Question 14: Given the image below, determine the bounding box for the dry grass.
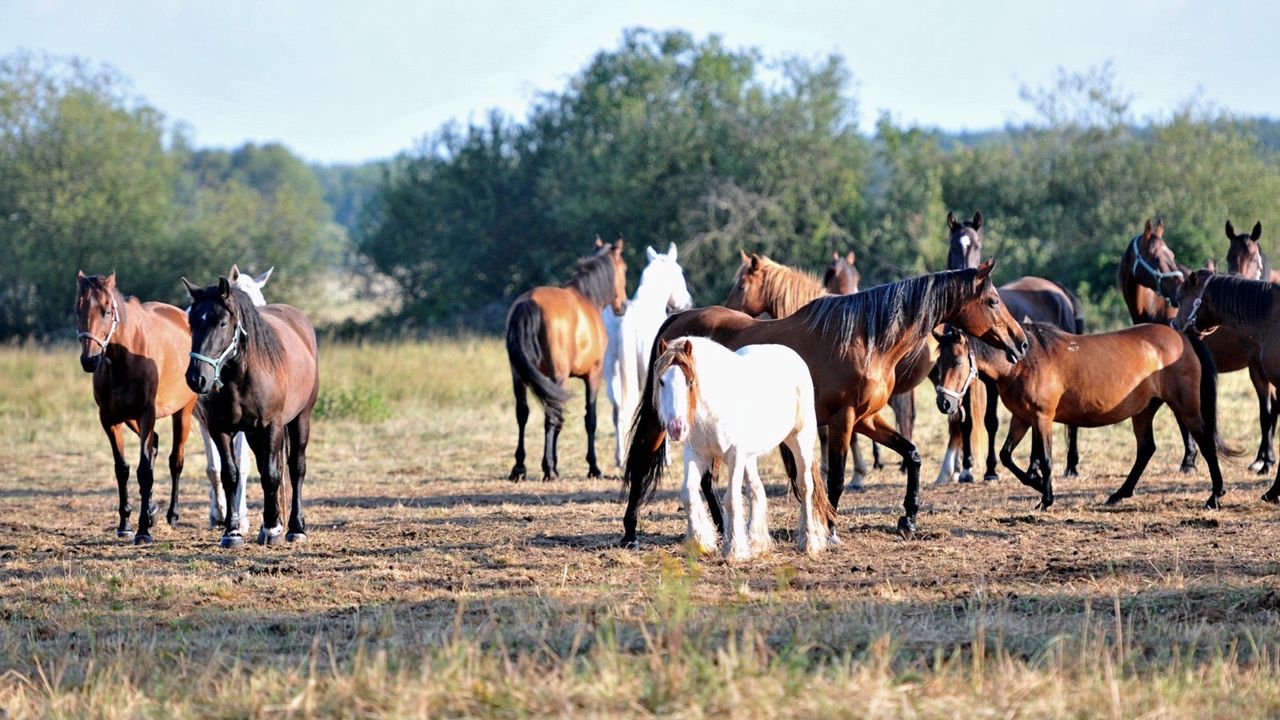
[3,338,1280,718]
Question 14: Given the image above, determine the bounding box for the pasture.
[3,338,1280,717]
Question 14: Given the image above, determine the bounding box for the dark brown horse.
[932,322,1229,510]
[622,262,1029,547]
[1119,219,1277,474]
[1224,220,1280,283]
[823,250,861,294]
[946,211,1084,481]
[184,277,319,549]
[75,272,198,544]
[506,238,627,482]
[1175,270,1280,502]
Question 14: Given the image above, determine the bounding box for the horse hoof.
[1262,492,1280,505]
[587,467,603,480]
[220,534,245,549]
[167,515,179,528]
[116,529,135,541]
[1179,462,1196,475]
[1104,492,1128,506]
[958,470,974,484]
[508,468,526,482]
[896,516,916,538]
[133,534,153,546]
[1037,497,1054,511]
[286,532,308,543]
[1204,496,1221,510]
[1063,468,1079,479]
[257,527,285,546]
[541,473,559,482]
[619,535,640,550]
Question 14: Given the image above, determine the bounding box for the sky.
[2,0,1277,165]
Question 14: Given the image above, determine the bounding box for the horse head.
[724,251,771,316]
[641,243,693,314]
[654,337,698,442]
[1225,220,1266,281]
[1130,218,1186,306]
[183,276,249,394]
[946,211,984,270]
[951,259,1029,364]
[74,271,121,372]
[823,250,860,294]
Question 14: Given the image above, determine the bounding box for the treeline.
[3,32,1279,339]
[362,30,1280,329]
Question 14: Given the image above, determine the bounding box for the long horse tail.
[622,315,685,506]
[506,299,568,425]
[1188,334,1242,458]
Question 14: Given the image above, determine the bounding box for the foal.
[654,336,834,560]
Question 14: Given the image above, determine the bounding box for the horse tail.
[1048,279,1086,334]
[506,299,568,425]
[808,456,837,527]
[1189,334,1242,458]
[622,316,684,506]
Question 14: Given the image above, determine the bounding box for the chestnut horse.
[932,323,1230,511]
[506,238,626,482]
[622,261,1029,547]
[1175,270,1280,502]
[75,272,197,544]
[184,278,319,549]
[946,211,1085,481]
[1120,219,1277,474]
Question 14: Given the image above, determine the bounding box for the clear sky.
[2,0,1276,164]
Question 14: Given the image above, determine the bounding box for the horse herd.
[71,215,1280,559]
[506,217,1280,561]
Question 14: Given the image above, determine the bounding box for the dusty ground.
[2,338,1280,717]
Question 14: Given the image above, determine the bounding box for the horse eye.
[658,378,666,387]
[986,298,999,307]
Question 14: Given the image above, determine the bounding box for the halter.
[76,298,120,353]
[189,321,247,391]
[1130,236,1184,290]
[935,343,979,410]
[1180,277,1212,334]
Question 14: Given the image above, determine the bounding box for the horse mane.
[800,269,973,358]
[751,257,827,317]
[1204,274,1277,324]
[226,288,287,371]
[564,249,617,307]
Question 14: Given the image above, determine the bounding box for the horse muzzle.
[666,418,689,442]
[185,365,212,395]
[80,353,101,373]
[1005,337,1030,364]
[935,392,958,416]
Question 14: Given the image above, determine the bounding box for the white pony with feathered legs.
[653,336,833,561]
[192,264,272,531]
[604,242,693,466]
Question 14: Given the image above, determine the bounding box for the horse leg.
[251,425,286,546]
[700,460,724,533]
[825,408,856,522]
[103,419,133,539]
[1031,418,1055,510]
[583,372,603,479]
[198,416,225,528]
[745,457,772,555]
[1175,415,1198,473]
[285,412,311,542]
[544,418,563,481]
[1105,402,1160,506]
[509,374,529,481]
[894,391,916,474]
[858,412,923,536]
[784,431,826,555]
[935,421,961,485]
[957,384,982,483]
[232,431,251,534]
[982,378,1000,481]
[850,434,868,488]
[213,430,244,548]
[133,412,159,545]
[1248,362,1274,475]
[681,449,717,554]
[166,403,193,527]
[998,417,1042,494]
[722,449,750,562]
[1064,425,1080,478]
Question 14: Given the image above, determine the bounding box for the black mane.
[564,249,617,307]
[193,286,285,371]
[1204,274,1277,324]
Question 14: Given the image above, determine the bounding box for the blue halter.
[189,322,246,390]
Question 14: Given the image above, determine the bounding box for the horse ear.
[228,264,241,283]
[749,253,761,271]
[105,272,116,288]
[667,242,677,261]
[181,277,200,298]
[613,236,625,253]
[255,267,274,286]
[1252,222,1262,241]
[77,270,86,286]
[846,250,856,264]
[646,246,658,262]
[1204,258,1217,273]
[1155,218,1165,238]
[972,211,983,231]
[832,251,840,262]
[932,327,946,343]
[218,277,231,298]
[594,235,604,249]
[975,258,996,283]
[657,338,669,355]
[1142,219,1153,241]
[739,248,749,262]
[1225,220,1236,239]
[946,211,958,231]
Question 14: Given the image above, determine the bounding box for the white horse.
[192,264,272,531]
[604,243,693,466]
[653,336,832,561]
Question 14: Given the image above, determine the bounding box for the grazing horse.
[945,210,1084,482]
[1175,270,1280,502]
[184,277,319,549]
[621,261,1030,547]
[75,272,197,544]
[194,264,273,532]
[654,336,835,560]
[932,323,1230,511]
[1120,219,1277,474]
[603,242,692,467]
[507,238,627,481]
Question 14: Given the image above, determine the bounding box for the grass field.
[3,338,1280,717]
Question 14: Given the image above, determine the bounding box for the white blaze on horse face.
[959,233,971,249]
[657,366,691,442]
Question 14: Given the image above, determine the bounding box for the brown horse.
[622,261,1029,547]
[1175,270,1280,501]
[932,322,1230,510]
[1224,220,1280,283]
[184,277,320,549]
[506,238,627,482]
[823,250,861,294]
[1119,219,1277,474]
[75,272,197,544]
[946,211,1085,481]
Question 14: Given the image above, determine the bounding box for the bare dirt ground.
[3,338,1280,717]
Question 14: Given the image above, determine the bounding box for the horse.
[193,264,273,532]
[506,238,627,481]
[1224,220,1280,283]
[931,322,1230,511]
[654,336,835,560]
[75,272,198,544]
[184,277,319,549]
[602,242,692,467]
[1119,219,1277,474]
[621,261,1030,547]
[723,251,918,483]
[1175,270,1280,502]
[945,210,1085,482]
